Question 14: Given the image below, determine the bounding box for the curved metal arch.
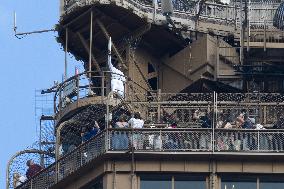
[273,2,284,30]
[6,149,52,189]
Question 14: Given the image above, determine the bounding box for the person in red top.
[26,160,43,179]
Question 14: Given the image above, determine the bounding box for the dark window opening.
[148,62,155,73]
[81,177,103,189]
[148,77,158,90]
[140,174,207,189]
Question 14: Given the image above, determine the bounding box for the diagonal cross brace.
[77,32,102,74]
[96,19,128,71]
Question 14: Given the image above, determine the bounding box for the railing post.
[226,6,228,24]
[234,4,237,30]
[106,91,114,152]
[101,72,105,102]
[76,73,80,107]
[212,91,216,152]
[157,89,161,123]
[64,28,68,81]
[257,130,260,151]
[264,19,267,51]
[159,130,162,151]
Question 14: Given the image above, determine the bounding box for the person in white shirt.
[108,63,126,97]
[13,173,26,188]
[128,112,144,129]
[128,112,144,149]
[107,37,126,97]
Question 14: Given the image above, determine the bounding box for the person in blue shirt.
[81,121,100,143]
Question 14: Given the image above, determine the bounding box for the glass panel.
[175,175,206,189]
[221,176,257,189]
[140,175,171,189]
[221,182,256,189]
[260,176,284,189]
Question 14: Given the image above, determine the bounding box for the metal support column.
[89,11,93,76]
[65,28,68,80]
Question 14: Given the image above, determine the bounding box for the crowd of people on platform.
[13,109,284,186]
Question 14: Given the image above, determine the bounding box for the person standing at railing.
[112,115,129,150]
[199,112,212,150]
[273,116,284,151]
[128,112,144,149]
[25,160,43,179]
[13,173,26,188]
[107,37,126,97]
[81,122,100,143]
[81,123,101,161]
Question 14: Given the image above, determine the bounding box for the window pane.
[221,182,256,189]
[221,176,257,189]
[140,175,171,189]
[175,175,206,189]
[260,176,284,189]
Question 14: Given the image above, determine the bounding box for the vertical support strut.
[89,11,94,94]
[89,11,93,75]
[96,19,128,70]
[65,28,68,80]
[240,0,244,65]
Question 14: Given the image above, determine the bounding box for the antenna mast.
[13,11,56,39]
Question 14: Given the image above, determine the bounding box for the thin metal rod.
[55,121,67,182]
[15,29,56,36]
[89,11,93,74]
[264,20,267,51]
[88,11,94,91]
[240,0,244,65]
[65,28,68,80]
[247,0,250,52]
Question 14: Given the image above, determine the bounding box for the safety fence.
[62,0,282,29]
[54,71,149,114]
[15,91,284,188]
[16,127,284,189]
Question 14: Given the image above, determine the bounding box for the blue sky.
[0,1,81,187]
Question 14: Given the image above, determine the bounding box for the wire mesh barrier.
[15,132,106,189]
[54,71,148,115]
[215,129,284,152]
[6,141,56,189]
[216,93,284,129]
[35,90,55,168]
[14,92,284,189]
[15,129,284,189]
[62,0,282,34]
[125,93,214,127]
[16,164,56,189]
[54,71,108,114]
[13,162,47,189]
[57,131,106,182]
[109,128,212,151]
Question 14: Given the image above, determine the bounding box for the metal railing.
[62,0,282,30]
[15,92,284,188]
[57,131,106,182]
[249,29,284,44]
[16,127,284,188]
[54,71,150,114]
[109,128,213,151]
[16,131,106,189]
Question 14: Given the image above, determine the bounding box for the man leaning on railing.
[25,160,43,180]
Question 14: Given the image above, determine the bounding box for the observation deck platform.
[16,127,284,189]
